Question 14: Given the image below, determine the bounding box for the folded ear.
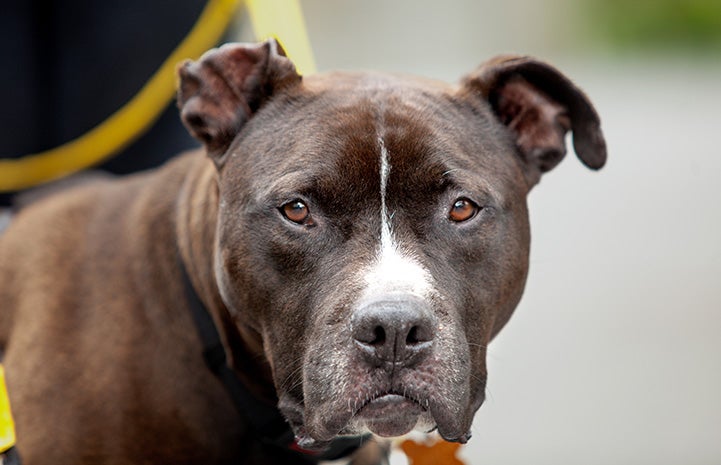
[177,39,301,164]
[460,55,606,185]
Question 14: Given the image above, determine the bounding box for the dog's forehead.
[230,71,520,203]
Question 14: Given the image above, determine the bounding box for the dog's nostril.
[371,326,386,346]
[406,325,420,345]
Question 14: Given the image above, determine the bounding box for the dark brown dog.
[0,40,605,464]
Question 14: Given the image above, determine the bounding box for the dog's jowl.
[0,40,606,464]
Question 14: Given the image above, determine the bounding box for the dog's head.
[177,40,606,447]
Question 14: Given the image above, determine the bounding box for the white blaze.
[363,137,434,299]
[379,136,393,251]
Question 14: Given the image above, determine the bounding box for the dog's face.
[216,73,532,444]
[177,40,606,447]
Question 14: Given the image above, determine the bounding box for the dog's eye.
[281,200,313,225]
[448,198,479,222]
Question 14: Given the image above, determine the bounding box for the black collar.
[179,257,368,462]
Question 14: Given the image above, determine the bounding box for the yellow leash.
[246,0,316,76]
[0,366,15,454]
[0,0,316,193]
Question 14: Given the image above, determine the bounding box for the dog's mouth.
[279,386,438,449]
[286,317,480,447]
[352,392,428,437]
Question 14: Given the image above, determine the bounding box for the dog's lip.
[356,393,424,419]
[355,393,425,437]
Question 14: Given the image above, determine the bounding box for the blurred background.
[2,0,720,463]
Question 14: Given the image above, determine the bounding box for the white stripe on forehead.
[362,136,434,299]
[378,136,392,250]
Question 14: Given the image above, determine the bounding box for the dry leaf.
[400,438,466,465]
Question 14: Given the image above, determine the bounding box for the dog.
[0,39,606,464]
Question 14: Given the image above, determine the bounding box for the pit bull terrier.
[0,39,606,464]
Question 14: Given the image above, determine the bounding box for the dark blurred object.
[0,446,22,465]
[0,0,212,205]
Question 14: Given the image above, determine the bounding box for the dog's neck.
[175,153,276,405]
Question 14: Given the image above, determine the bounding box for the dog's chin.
[280,391,436,447]
[351,394,426,437]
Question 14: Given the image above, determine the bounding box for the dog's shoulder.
[0,149,207,299]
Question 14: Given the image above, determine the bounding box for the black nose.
[351,294,436,366]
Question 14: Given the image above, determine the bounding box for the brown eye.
[281,200,312,225]
[449,198,479,222]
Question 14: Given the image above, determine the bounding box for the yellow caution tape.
[0,0,241,192]
[0,365,16,453]
[246,0,317,76]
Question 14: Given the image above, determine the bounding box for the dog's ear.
[177,39,301,164]
[461,55,606,185]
